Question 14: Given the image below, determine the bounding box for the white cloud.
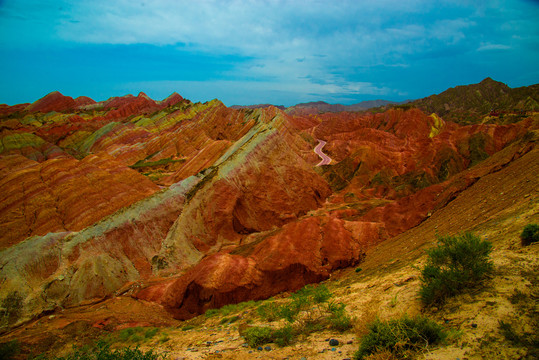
[3,0,535,103]
[477,43,511,51]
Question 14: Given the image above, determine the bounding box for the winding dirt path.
[314,139,331,166]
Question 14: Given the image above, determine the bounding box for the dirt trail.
[314,139,331,166]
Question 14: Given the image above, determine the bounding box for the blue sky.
[0,0,538,106]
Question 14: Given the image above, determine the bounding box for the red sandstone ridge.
[0,154,160,249]
[0,103,29,116]
[25,91,77,113]
[136,216,366,319]
[74,96,96,107]
[103,92,161,120]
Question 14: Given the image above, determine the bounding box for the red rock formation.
[159,92,185,108]
[104,93,160,120]
[74,96,96,107]
[0,103,29,116]
[0,154,159,249]
[25,91,77,113]
[0,87,537,326]
[137,216,365,319]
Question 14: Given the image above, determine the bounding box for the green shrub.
[272,325,294,347]
[242,325,295,348]
[204,308,220,318]
[242,327,274,347]
[354,315,446,360]
[256,302,281,322]
[328,302,353,332]
[419,232,493,305]
[144,328,159,339]
[520,223,539,246]
[37,340,167,360]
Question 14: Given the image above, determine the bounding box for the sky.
[0,0,538,107]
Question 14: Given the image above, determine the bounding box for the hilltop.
[0,79,538,359]
[407,77,539,124]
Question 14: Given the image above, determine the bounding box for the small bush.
[520,223,539,246]
[242,325,295,348]
[242,327,273,347]
[354,315,446,360]
[272,325,294,347]
[328,302,353,332]
[419,232,493,305]
[256,302,281,322]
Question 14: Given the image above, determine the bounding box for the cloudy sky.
[1,0,538,106]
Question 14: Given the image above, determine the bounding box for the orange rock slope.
[0,89,537,324]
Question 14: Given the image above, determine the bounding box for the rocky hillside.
[285,100,405,115]
[407,77,539,124]
[0,82,538,358]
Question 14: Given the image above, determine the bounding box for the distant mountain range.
[230,99,409,114]
[230,78,539,123]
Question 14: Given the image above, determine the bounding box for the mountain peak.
[26,91,76,113]
[160,92,184,107]
[138,92,152,100]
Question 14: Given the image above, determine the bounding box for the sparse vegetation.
[0,291,23,327]
[498,320,539,350]
[242,284,353,347]
[419,232,493,305]
[354,315,447,360]
[0,340,20,360]
[204,300,258,318]
[117,327,158,343]
[520,223,539,246]
[129,157,184,169]
[35,340,168,360]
